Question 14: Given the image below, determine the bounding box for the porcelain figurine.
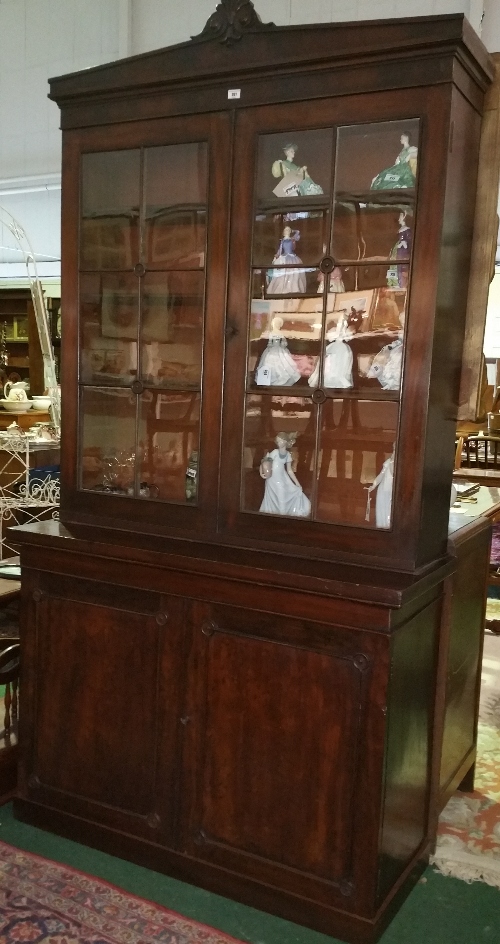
[367,337,403,390]
[371,132,418,190]
[271,143,324,197]
[317,266,345,294]
[365,452,394,528]
[267,226,307,295]
[255,317,301,386]
[308,316,354,388]
[387,211,412,288]
[259,432,311,517]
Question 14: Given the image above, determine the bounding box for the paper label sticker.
[256,366,271,386]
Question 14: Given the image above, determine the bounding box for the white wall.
[131,0,488,53]
[0,0,496,283]
[0,0,127,280]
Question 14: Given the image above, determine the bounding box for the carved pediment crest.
[195,0,274,46]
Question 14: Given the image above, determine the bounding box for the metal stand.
[0,430,59,559]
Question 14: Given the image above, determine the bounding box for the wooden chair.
[454,435,500,633]
[458,433,500,469]
[0,643,19,743]
[0,642,20,804]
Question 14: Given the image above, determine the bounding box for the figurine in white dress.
[260,432,311,517]
[255,317,301,386]
[308,315,354,388]
[365,453,394,528]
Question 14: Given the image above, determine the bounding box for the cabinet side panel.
[439,529,489,794]
[419,87,483,565]
[378,598,440,901]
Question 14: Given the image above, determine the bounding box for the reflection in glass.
[253,211,327,268]
[80,273,138,384]
[144,143,207,268]
[316,399,398,527]
[138,390,200,502]
[332,199,414,263]
[80,387,136,494]
[255,129,334,204]
[81,150,140,269]
[242,395,315,514]
[140,271,204,387]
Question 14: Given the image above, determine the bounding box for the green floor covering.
[0,801,499,944]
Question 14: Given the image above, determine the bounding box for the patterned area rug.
[0,841,243,944]
[431,633,500,887]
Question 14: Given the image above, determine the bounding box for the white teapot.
[4,380,29,402]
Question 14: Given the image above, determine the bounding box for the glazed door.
[219,88,450,568]
[179,601,387,914]
[61,111,232,537]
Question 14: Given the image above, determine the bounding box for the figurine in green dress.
[370,132,418,191]
[272,143,324,197]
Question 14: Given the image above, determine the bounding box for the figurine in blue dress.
[267,226,307,295]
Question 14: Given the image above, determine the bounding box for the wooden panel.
[181,603,388,912]
[25,578,186,844]
[439,528,489,794]
[378,599,440,901]
[34,595,158,811]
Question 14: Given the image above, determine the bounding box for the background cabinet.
[0,289,46,395]
[13,6,494,944]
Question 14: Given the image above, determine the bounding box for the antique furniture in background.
[12,6,494,943]
[458,52,500,422]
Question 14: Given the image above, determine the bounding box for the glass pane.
[335,120,419,195]
[80,386,136,494]
[315,276,407,393]
[242,395,315,516]
[80,273,138,385]
[332,199,414,263]
[81,150,140,269]
[253,210,328,268]
[252,264,320,301]
[316,399,398,527]
[141,271,204,388]
[138,390,200,502]
[249,294,322,390]
[255,129,333,206]
[144,143,207,268]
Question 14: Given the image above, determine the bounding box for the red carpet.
[0,840,244,944]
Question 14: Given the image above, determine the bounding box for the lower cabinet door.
[180,602,387,913]
[22,571,186,846]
